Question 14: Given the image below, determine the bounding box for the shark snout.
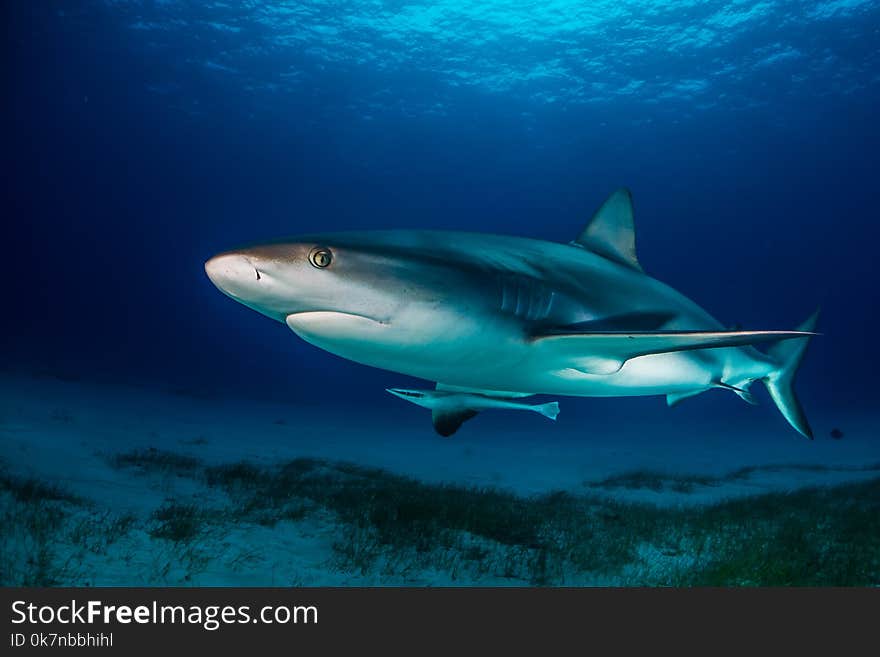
[205,252,260,298]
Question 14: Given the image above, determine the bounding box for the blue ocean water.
[2,2,879,585]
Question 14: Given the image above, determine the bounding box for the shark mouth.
[284,311,390,336]
[286,310,388,324]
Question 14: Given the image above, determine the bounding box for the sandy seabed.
[1,371,877,586]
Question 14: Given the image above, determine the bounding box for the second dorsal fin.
[572,188,642,272]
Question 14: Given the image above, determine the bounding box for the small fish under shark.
[386,388,560,437]
[206,188,819,438]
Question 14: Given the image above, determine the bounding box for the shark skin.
[205,189,818,438]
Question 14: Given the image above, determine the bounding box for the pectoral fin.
[534,329,818,375]
[432,408,478,437]
[556,311,676,332]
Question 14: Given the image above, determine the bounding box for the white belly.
[287,311,732,399]
[543,351,716,397]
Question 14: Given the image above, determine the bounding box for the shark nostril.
[255,268,261,281]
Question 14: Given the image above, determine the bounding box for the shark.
[205,188,818,438]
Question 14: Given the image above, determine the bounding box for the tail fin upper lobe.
[761,309,820,439]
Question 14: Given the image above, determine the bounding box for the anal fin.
[714,381,759,405]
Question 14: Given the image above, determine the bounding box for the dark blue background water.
[4,1,878,421]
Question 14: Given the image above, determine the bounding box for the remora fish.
[205,188,818,438]
[386,388,560,436]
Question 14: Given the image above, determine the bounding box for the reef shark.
[206,189,818,438]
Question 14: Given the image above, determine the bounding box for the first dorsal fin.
[572,188,642,272]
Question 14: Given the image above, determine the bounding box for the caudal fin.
[536,401,560,420]
[761,309,819,439]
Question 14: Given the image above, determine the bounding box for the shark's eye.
[308,247,333,268]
